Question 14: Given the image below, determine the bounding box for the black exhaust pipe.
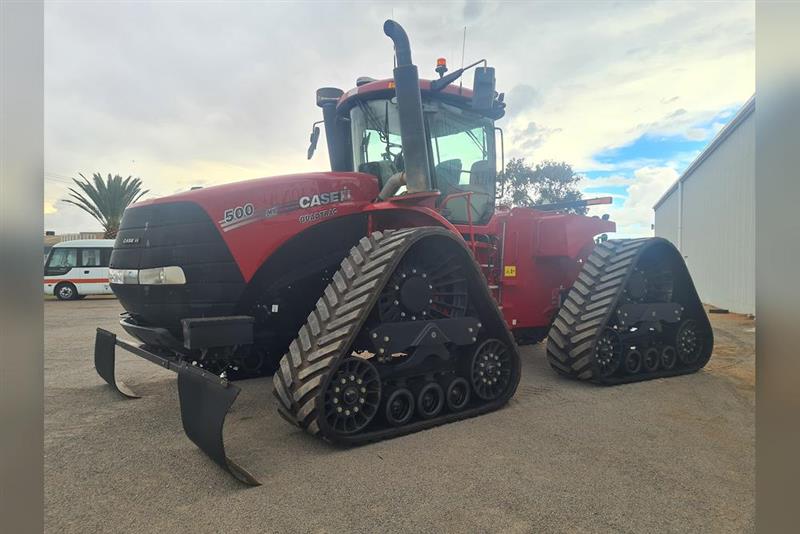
[383,20,432,194]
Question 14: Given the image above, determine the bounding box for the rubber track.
[545,238,711,385]
[273,227,520,444]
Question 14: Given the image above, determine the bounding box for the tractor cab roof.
[337,78,504,119]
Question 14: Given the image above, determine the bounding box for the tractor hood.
[126,171,379,279]
[110,171,378,327]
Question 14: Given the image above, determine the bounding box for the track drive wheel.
[594,329,622,377]
[322,358,381,435]
[470,339,513,400]
[676,319,703,364]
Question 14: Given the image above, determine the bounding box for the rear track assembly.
[546,237,713,385]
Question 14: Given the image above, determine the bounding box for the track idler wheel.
[445,377,470,412]
[594,328,622,377]
[676,319,703,364]
[642,347,660,373]
[322,358,381,435]
[416,382,445,419]
[623,349,643,375]
[660,346,678,370]
[384,387,414,426]
[470,339,513,400]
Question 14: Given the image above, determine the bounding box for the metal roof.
[52,239,115,248]
[653,94,755,210]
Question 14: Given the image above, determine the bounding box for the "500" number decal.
[219,203,255,227]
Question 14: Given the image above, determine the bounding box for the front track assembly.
[273,228,522,444]
[546,237,713,384]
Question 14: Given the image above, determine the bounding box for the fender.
[363,201,462,236]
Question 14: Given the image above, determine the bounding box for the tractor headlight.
[109,266,186,285]
[139,266,187,285]
[109,268,139,285]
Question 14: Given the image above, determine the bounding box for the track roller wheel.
[445,377,470,412]
[384,387,414,427]
[676,319,703,364]
[416,382,445,419]
[470,339,513,400]
[322,358,381,435]
[642,347,660,373]
[623,349,642,375]
[660,345,677,370]
[594,328,622,377]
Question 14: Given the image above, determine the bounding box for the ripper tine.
[177,367,260,486]
[94,328,140,398]
[93,327,259,486]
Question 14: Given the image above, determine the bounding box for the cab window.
[81,248,103,267]
[48,248,78,269]
[427,102,496,225]
[350,99,403,187]
[349,97,496,225]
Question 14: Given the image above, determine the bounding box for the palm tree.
[63,173,149,238]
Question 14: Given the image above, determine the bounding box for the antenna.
[459,26,466,93]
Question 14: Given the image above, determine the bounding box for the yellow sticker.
[504,266,517,277]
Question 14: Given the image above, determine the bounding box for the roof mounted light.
[435,57,448,78]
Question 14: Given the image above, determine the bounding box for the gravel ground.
[45,298,754,533]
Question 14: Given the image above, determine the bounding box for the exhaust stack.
[383,20,432,194]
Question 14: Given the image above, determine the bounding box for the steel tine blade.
[177,365,260,486]
[94,328,140,398]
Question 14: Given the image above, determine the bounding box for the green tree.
[499,158,586,214]
[63,173,148,238]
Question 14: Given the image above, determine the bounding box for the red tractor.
[95,20,712,485]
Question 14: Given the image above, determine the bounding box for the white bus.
[44,239,116,300]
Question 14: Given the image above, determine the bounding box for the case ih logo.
[298,188,351,209]
[121,237,140,245]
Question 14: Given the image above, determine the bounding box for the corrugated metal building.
[653,96,755,315]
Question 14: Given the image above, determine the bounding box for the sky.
[43,1,755,237]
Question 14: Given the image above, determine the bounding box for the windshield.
[350,98,496,225]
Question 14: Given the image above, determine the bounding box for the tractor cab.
[309,23,506,226]
[346,86,502,225]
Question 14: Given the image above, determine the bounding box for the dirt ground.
[703,309,756,399]
[44,299,755,533]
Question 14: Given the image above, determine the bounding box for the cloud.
[44,201,58,215]
[516,121,562,151]
[685,128,709,141]
[42,1,753,235]
[499,2,754,168]
[578,174,635,190]
[504,84,542,119]
[588,166,679,236]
